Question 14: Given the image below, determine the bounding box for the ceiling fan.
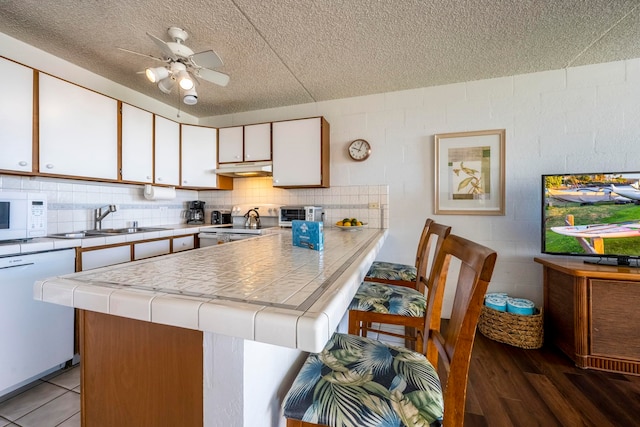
[118,26,229,105]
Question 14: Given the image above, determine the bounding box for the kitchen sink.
[49,227,168,239]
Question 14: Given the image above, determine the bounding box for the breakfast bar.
[35,228,387,426]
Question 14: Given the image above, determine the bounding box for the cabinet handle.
[235,155,241,159]
[19,161,28,166]
[157,177,163,182]
[46,164,54,169]
[246,154,251,159]
[146,176,152,180]
[183,180,188,184]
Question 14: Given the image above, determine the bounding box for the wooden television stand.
[534,257,640,375]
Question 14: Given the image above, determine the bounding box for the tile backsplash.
[0,175,388,234]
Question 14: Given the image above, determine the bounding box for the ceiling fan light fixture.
[145,66,169,83]
[183,87,198,105]
[178,70,194,90]
[157,76,175,94]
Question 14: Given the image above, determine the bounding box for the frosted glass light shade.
[145,67,169,83]
[157,77,175,94]
[183,87,198,105]
[178,70,194,90]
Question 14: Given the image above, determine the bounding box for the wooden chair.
[348,221,451,351]
[364,218,433,288]
[283,234,497,427]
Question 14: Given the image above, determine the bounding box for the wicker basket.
[478,305,544,349]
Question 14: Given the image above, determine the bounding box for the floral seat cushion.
[283,332,444,427]
[366,261,417,282]
[349,281,426,317]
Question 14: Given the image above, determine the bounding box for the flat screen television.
[542,171,640,266]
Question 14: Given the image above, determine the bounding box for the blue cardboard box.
[292,220,324,251]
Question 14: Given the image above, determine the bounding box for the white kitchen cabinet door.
[121,103,153,183]
[39,74,118,179]
[272,117,329,187]
[218,126,243,163]
[181,125,218,188]
[81,246,132,271]
[154,115,180,186]
[244,123,271,162]
[0,58,33,173]
[172,235,195,252]
[134,239,171,260]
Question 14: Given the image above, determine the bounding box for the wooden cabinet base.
[535,257,640,376]
[79,310,203,426]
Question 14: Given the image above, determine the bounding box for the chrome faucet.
[94,205,117,230]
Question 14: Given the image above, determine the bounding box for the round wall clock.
[348,139,371,161]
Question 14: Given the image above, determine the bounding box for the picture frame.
[434,129,505,215]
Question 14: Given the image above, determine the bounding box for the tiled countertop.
[35,228,387,352]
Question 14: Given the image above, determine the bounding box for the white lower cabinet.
[173,235,195,252]
[81,246,132,271]
[134,240,171,260]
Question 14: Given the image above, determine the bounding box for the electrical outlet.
[368,202,380,209]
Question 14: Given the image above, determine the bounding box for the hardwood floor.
[465,332,640,426]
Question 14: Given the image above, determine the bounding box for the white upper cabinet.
[218,126,243,163]
[121,103,153,183]
[154,116,180,186]
[39,74,118,179]
[218,123,271,164]
[243,123,271,162]
[181,124,218,188]
[0,58,33,173]
[272,117,330,188]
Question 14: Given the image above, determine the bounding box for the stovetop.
[200,225,278,235]
[200,203,281,234]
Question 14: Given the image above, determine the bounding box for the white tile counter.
[35,228,387,352]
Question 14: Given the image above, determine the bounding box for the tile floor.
[0,365,80,427]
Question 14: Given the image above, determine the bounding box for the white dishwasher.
[0,249,75,397]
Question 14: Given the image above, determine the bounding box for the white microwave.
[279,206,324,227]
[0,192,48,242]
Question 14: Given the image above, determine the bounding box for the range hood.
[214,161,273,178]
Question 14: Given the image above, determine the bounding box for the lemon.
[336,221,343,226]
[343,221,351,226]
[356,221,363,226]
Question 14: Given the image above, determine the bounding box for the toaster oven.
[279,206,324,227]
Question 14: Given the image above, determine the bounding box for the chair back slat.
[415,221,452,294]
[422,234,497,427]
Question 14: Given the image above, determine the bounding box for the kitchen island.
[36,228,387,427]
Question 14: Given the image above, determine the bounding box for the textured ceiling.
[1,0,640,118]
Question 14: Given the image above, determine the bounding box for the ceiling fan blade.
[117,47,165,62]
[195,68,230,87]
[191,50,223,69]
[146,32,177,60]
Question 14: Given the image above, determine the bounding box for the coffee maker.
[187,201,205,224]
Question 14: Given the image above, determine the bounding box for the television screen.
[542,171,640,266]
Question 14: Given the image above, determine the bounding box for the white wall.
[202,59,640,310]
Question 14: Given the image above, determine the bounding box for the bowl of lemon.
[335,218,367,231]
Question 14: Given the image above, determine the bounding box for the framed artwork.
[434,129,505,215]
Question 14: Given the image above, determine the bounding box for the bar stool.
[283,234,497,427]
[364,218,433,288]
[348,222,451,350]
